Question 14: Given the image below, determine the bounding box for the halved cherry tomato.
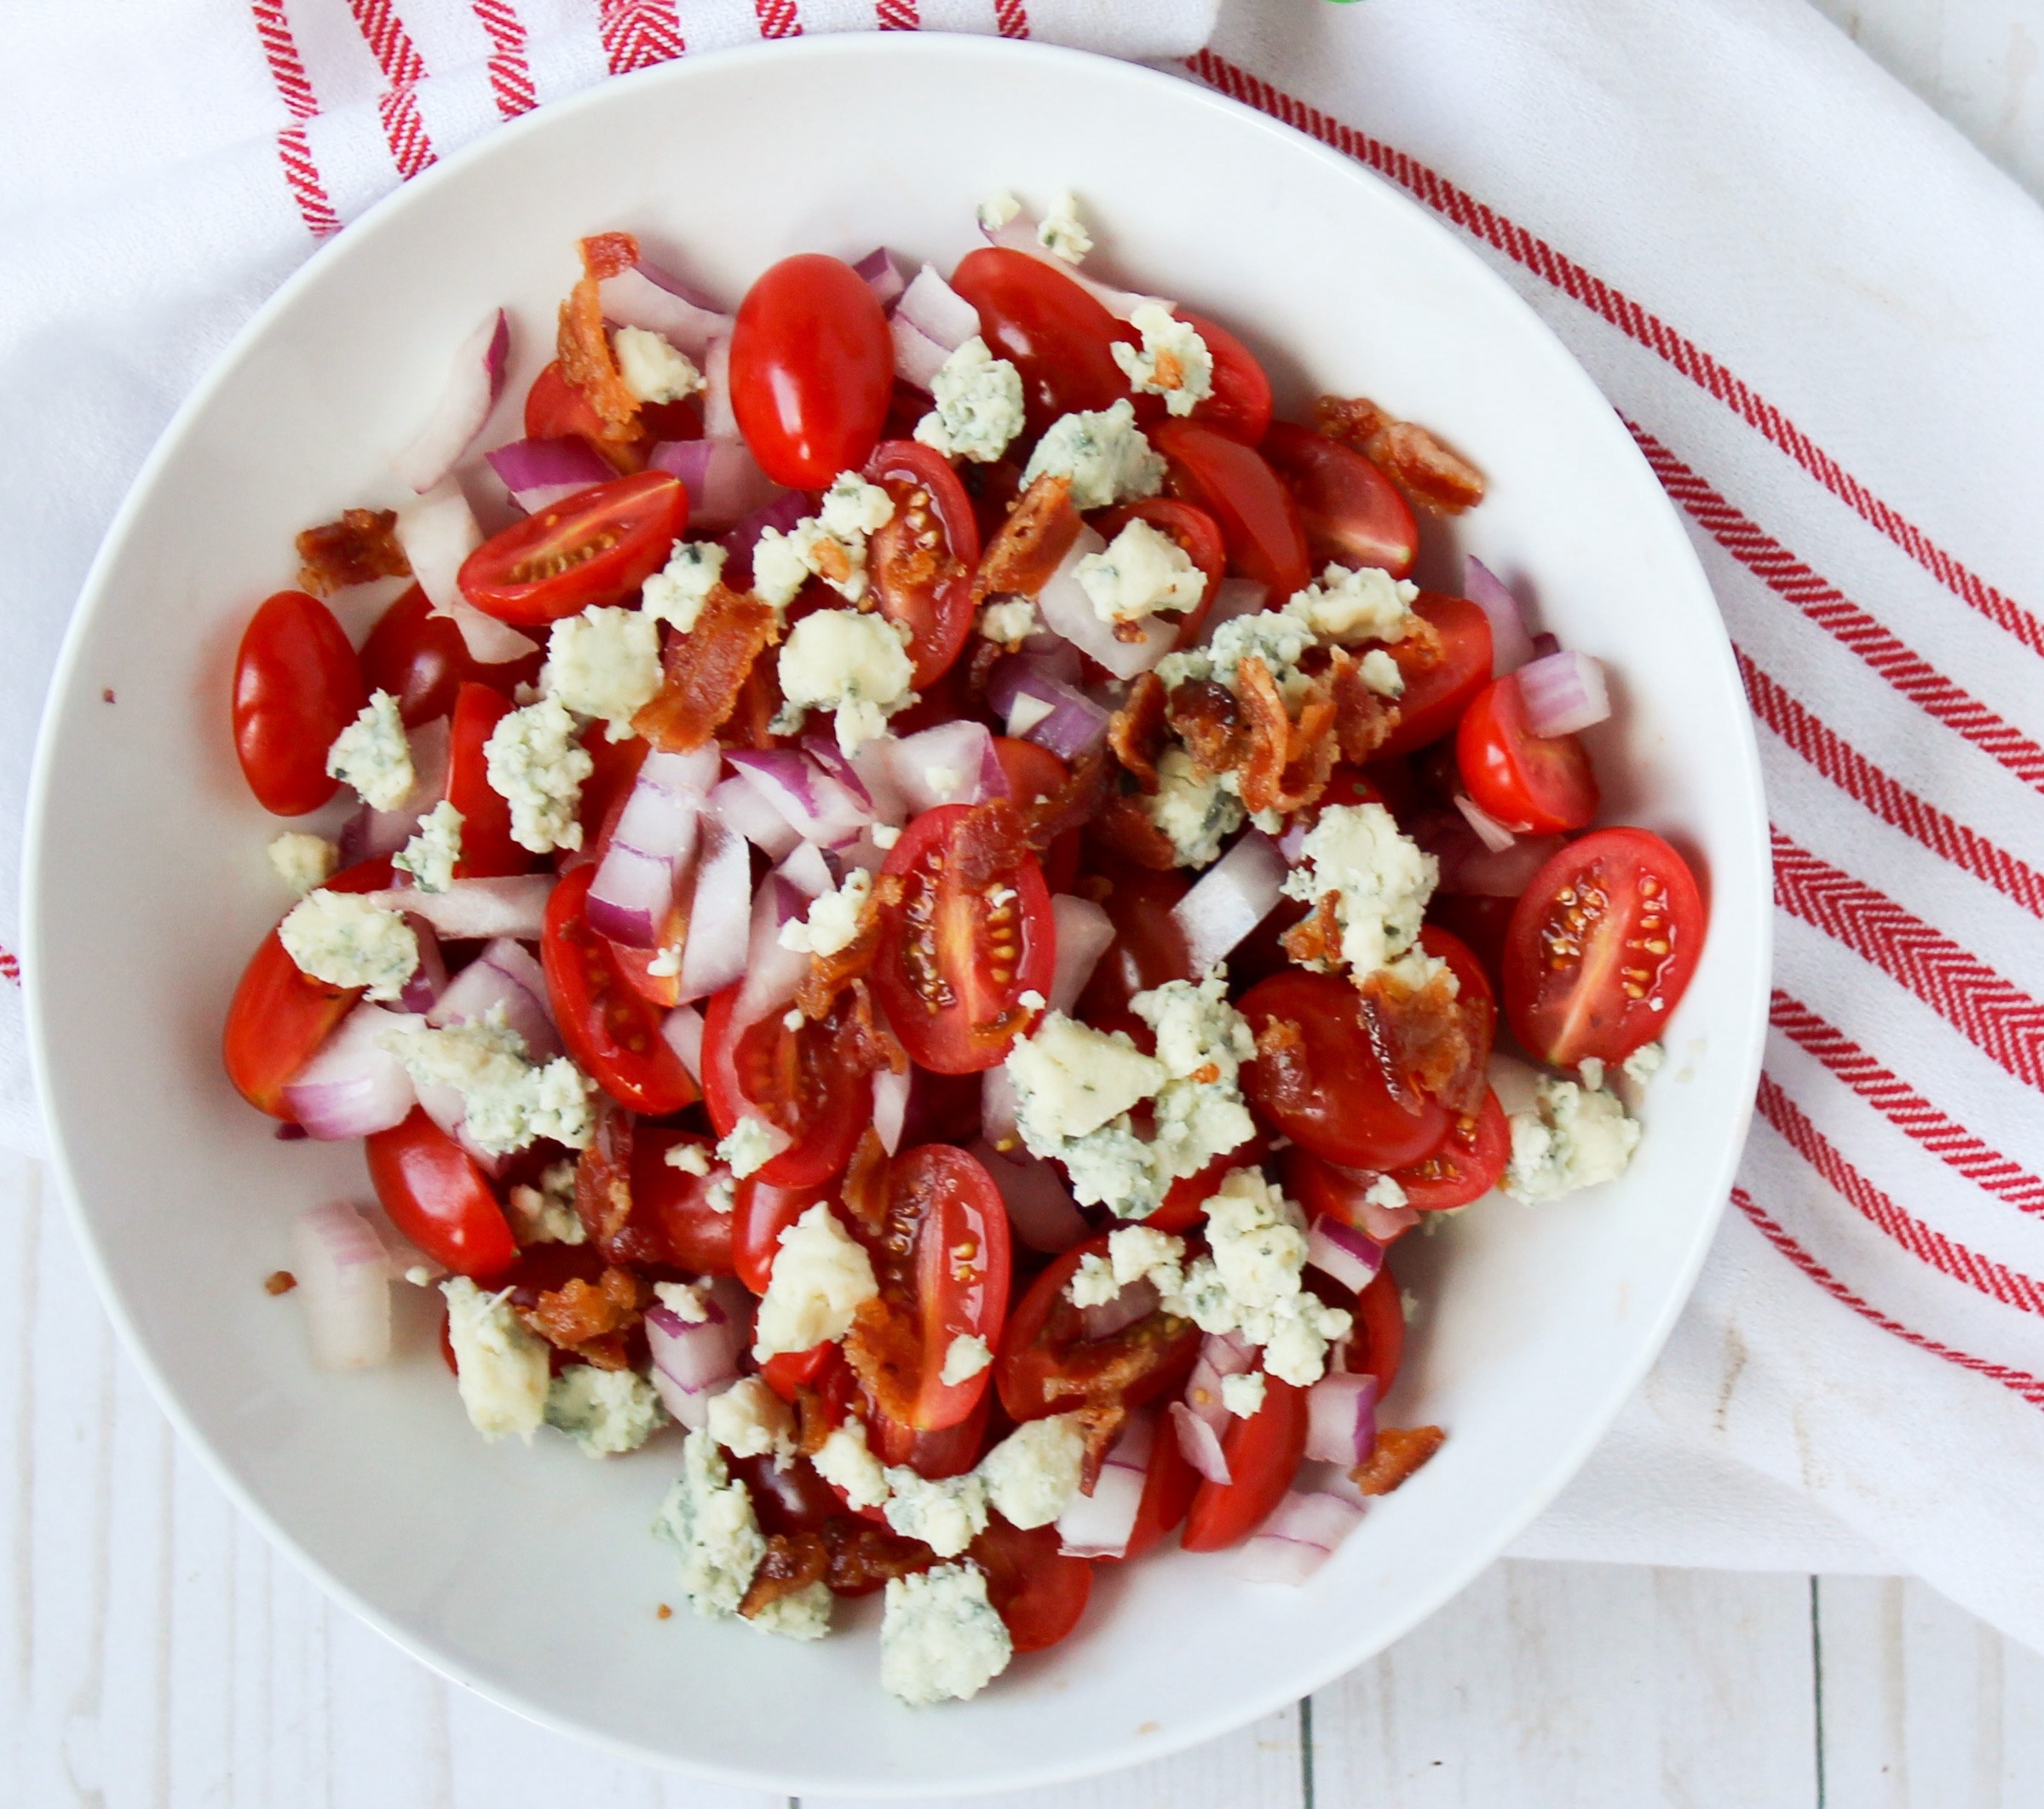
[525,360,645,473]
[364,1106,518,1280]
[1456,673,1600,834]
[733,1174,835,1294]
[458,471,687,625]
[1153,419,1310,600]
[1177,310,1273,446]
[539,865,699,1115]
[1238,970,1451,1171]
[1259,421,1419,579]
[573,724,649,859]
[948,247,1131,441]
[760,1345,835,1401]
[616,1127,737,1274]
[444,683,529,879]
[1092,497,1225,648]
[1280,1145,1408,1238]
[968,1513,1093,1652]
[1134,1133,1270,1234]
[1427,892,1515,996]
[1180,1375,1310,1552]
[991,737,1078,893]
[862,440,982,688]
[868,1388,992,1478]
[1350,1266,1408,1391]
[1389,1087,1511,1211]
[360,584,543,725]
[1119,1409,1199,1562]
[998,1232,1203,1423]
[232,591,364,815]
[1504,827,1706,1067]
[700,984,872,1189]
[1374,593,1494,759]
[871,804,1057,1074]
[1071,861,1195,1043]
[222,856,391,1117]
[1420,920,1497,1064]
[729,253,893,489]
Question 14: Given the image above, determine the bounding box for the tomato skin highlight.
[232,591,365,816]
[1180,1375,1310,1552]
[730,253,894,489]
[360,584,542,726]
[862,440,982,688]
[1373,593,1494,760]
[1457,674,1600,834]
[458,472,687,625]
[948,247,1131,441]
[1153,419,1311,600]
[365,1107,519,1280]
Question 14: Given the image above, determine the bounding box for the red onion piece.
[1057,1410,1155,1558]
[855,247,911,312]
[427,937,561,1060]
[701,334,737,440]
[1034,527,1179,680]
[705,773,799,861]
[986,656,1112,763]
[1048,895,1113,1013]
[1530,631,1561,660]
[1305,1371,1379,1466]
[1170,1400,1233,1486]
[587,748,717,948]
[1464,556,1536,675]
[801,735,875,809]
[980,1068,1020,1151]
[662,1003,705,1080]
[650,436,786,533]
[291,1201,394,1369]
[677,818,751,1005]
[393,309,508,495]
[1517,648,1611,738]
[597,262,731,359]
[1454,792,1518,855]
[726,748,872,850]
[397,919,446,1014]
[1201,1330,1257,1377]
[1230,1489,1364,1584]
[733,854,827,1025]
[645,1299,743,1429]
[1305,1216,1385,1295]
[395,484,539,665]
[874,721,1007,817]
[1080,1277,1160,1343]
[365,874,553,942]
[485,435,613,514]
[897,263,981,351]
[890,314,951,392]
[1173,830,1286,976]
[970,1138,1088,1253]
[873,1063,911,1156]
[281,1005,422,1140]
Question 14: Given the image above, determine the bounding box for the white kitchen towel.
[9,0,2044,1655]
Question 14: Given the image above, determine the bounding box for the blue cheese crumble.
[544,606,662,740]
[442,1276,550,1443]
[505,1158,584,1245]
[544,1364,670,1456]
[1110,303,1213,417]
[777,867,873,958]
[915,337,1026,464]
[774,607,917,754]
[393,799,463,892]
[1503,1075,1642,1202]
[1076,516,1206,626]
[1281,802,1438,977]
[705,1376,797,1465]
[1221,1371,1267,1418]
[642,540,727,633]
[812,1418,890,1511]
[882,1467,989,1558]
[940,1333,993,1386]
[278,890,419,1000]
[326,689,415,812]
[1022,399,1165,511]
[979,598,1038,643]
[880,1564,1013,1706]
[753,473,895,609]
[380,1007,594,1155]
[1286,562,1420,644]
[746,1581,833,1641]
[268,831,337,896]
[612,325,704,405]
[1037,191,1092,264]
[653,1428,766,1618]
[1141,746,1245,868]
[716,1115,784,1180]
[751,1204,878,1361]
[977,1412,1086,1529]
[485,694,593,853]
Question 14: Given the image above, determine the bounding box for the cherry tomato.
[862,440,982,688]
[615,1128,736,1274]
[441,683,529,879]
[1259,422,1419,579]
[1456,673,1600,834]
[360,584,543,726]
[868,1389,991,1478]
[998,1233,1202,1423]
[573,725,650,859]
[968,1513,1093,1652]
[1389,1088,1511,1210]
[730,1448,844,1536]
[525,361,645,473]
[1374,594,1494,759]
[700,984,872,1189]
[540,865,699,1115]
[1422,919,1497,1058]
[365,1107,518,1279]
[1136,1134,1270,1234]
[1119,1409,1199,1562]
[231,591,365,815]
[1072,861,1195,1042]
[948,247,1131,441]
[760,1345,835,1402]
[458,471,687,625]
[1153,420,1310,600]
[1180,1375,1310,1552]
[1504,827,1707,1068]
[729,253,893,489]
[872,804,1057,1075]
[1177,310,1273,446]
[222,856,391,1117]
[1427,892,1515,995]
[1239,970,1451,1171]
[733,1175,835,1294]
[1349,1267,1406,1391]
[990,738,1078,893]
[1092,497,1226,648]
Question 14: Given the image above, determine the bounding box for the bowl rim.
[22,29,1771,1796]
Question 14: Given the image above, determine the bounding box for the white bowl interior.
[25,36,1769,1798]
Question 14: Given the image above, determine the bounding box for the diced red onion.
[1203,578,1270,639]
[855,247,910,312]
[873,1063,911,1156]
[1201,1330,1257,1378]
[726,748,872,850]
[980,1067,1019,1150]
[391,309,509,494]
[776,842,834,900]
[986,656,1112,763]
[649,436,786,533]
[733,855,826,1024]
[701,334,737,440]
[1229,1489,1364,1584]
[291,1201,394,1369]
[597,262,731,360]
[662,1003,705,1080]
[281,1005,422,1140]
[1464,556,1535,676]
[1048,895,1112,1013]
[890,314,951,393]
[1454,792,1518,854]
[705,772,799,861]
[366,873,552,942]
[1517,649,1611,738]
[587,748,717,948]
[1298,1457,1372,1507]
[1173,830,1286,977]
[645,1299,744,1429]
[1306,1371,1379,1466]
[428,937,560,1060]
[1057,1411,1154,1559]
[1169,1400,1232,1486]
[1306,1216,1384,1295]
[485,435,613,514]
[395,479,537,664]
[1357,1191,1419,1242]
[870,721,1006,817]
[801,735,875,809]
[1079,1277,1159,1343]
[1035,527,1178,680]
[897,263,981,351]
[397,920,446,1014]
[970,1138,1088,1254]
[978,216,1169,323]
[676,817,751,1005]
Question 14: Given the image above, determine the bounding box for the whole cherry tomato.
[1259,421,1419,579]
[700,984,872,1190]
[862,440,982,688]
[1180,1375,1310,1552]
[968,1513,1093,1652]
[365,1107,519,1279]
[1456,673,1600,834]
[360,585,543,726]
[1153,419,1310,600]
[729,253,894,489]
[1172,310,1274,445]
[458,472,687,625]
[948,247,1131,441]
[232,591,365,815]
[1373,594,1494,759]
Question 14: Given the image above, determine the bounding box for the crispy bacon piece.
[844,1296,921,1426]
[1108,672,1169,793]
[821,1516,936,1593]
[1314,394,1486,516]
[793,1386,838,1458]
[1235,654,1337,817]
[829,979,908,1081]
[1281,892,1343,969]
[951,797,1032,890]
[838,1129,890,1241]
[1251,1017,1316,1115]
[294,509,411,596]
[740,1532,830,1618]
[521,1265,648,1369]
[1351,1424,1447,1495]
[975,474,1082,601]
[1073,1402,1129,1492]
[557,232,646,447]
[632,585,780,752]
[573,1095,636,1247]
[1358,963,1491,1119]
[795,874,902,1022]
[1021,746,1113,851]
[1096,795,1182,871]
[1166,677,1247,777]
[1327,648,1402,764]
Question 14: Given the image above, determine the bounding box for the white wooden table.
[12,3,2044,1802]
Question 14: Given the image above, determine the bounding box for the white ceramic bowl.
[25,33,1769,1798]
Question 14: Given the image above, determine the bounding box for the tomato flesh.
[1374,593,1494,759]
[700,984,872,1190]
[459,471,686,625]
[360,584,542,725]
[365,1107,518,1279]
[1457,674,1600,834]
[948,247,1131,441]
[1153,419,1310,600]
[1259,421,1419,580]
[1181,1375,1310,1552]
[862,440,981,688]
[232,591,364,816]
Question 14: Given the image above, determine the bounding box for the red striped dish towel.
[8,0,2044,1652]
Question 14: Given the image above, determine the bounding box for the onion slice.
[662,1003,705,1080]
[1229,1489,1364,1584]
[677,817,751,1005]
[705,772,799,861]
[281,1005,421,1140]
[1057,1411,1154,1559]
[1517,648,1611,738]
[1173,831,1286,977]
[1047,896,1113,1013]
[587,748,717,949]
[986,657,1112,763]
[597,262,732,359]
[393,309,509,494]
[487,435,613,514]
[645,1296,744,1429]
[365,874,553,942]
[873,1063,912,1157]
[1169,1400,1232,1486]
[1305,1216,1384,1295]
[291,1201,394,1369]
[1034,527,1178,680]
[427,937,560,1060]
[1454,793,1518,854]
[726,748,872,850]
[649,436,785,532]
[897,264,981,351]
[855,247,911,312]
[394,481,537,665]
[1464,556,1536,676]
[1305,1371,1379,1466]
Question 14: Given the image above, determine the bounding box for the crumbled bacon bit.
[1351,1424,1446,1495]
[1166,677,1247,776]
[557,232,647,447]
[1097,795,1183,871]
[1108,672,1169,793]
[975,474,1082,601]
[793,1386,838,1457]
[656,1604,673,1620]
[1073,1402,1129,1491]
[844,1296,922,1426]
[1314,394,1486,515]
[740,1531,830,1618]
[1327,648,1402,764]
[830,980,908,1081]
[950,798,1032,890]
[264,1270,297,1296]
[294,509,412,596]
[1359,964,1491,1119]
[821,1515,936,1593]
[795,874,902,1022]
[1281,891,1344,968]
[632,585,780,752]
[1312,394,1396,447]
[521,1265,648,1368]
[1250,1017,1316,1115]
[1235,654,1336,816]
[579,230,639,281]
[838,1130,890,1241]
[1020,746,1113,852]
[574,1096,635,1247]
